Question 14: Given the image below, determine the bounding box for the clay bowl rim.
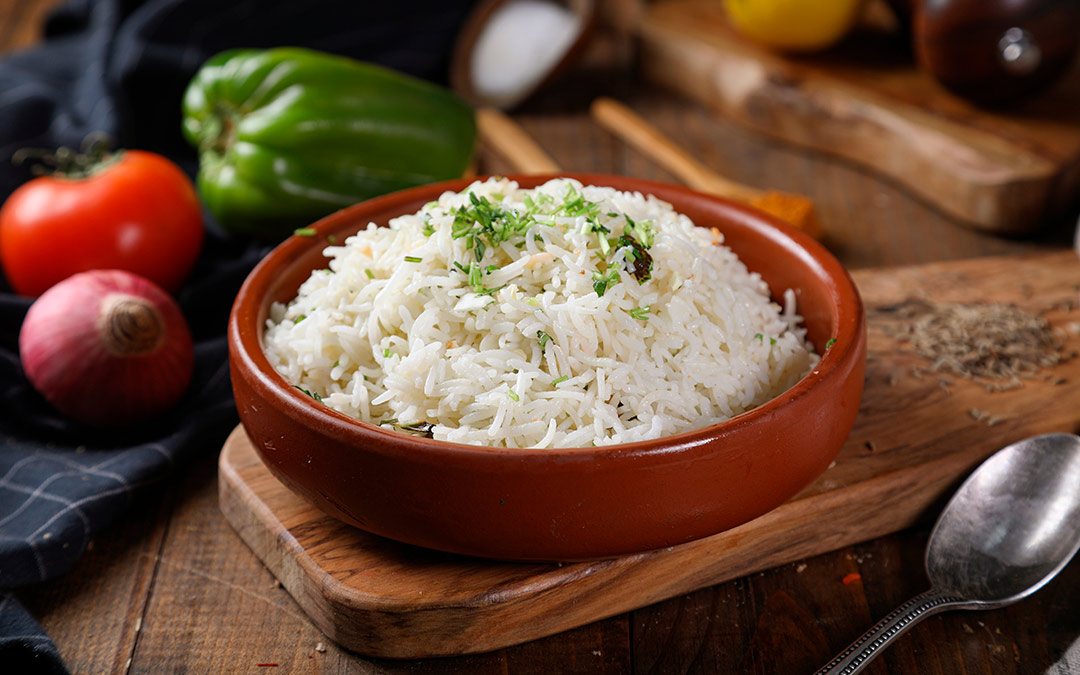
[230,173,863,463]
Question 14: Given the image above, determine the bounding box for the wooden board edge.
[635,3,1060,233]
[217,428,354,649]
[216,424,992,659]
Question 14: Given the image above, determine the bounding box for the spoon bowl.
[927,433,1080,606]
[818,432,1080,674]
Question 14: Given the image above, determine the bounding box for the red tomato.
[0,150,204,297]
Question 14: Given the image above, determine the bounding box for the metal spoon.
[817,433,1080,675]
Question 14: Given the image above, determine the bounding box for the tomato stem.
[12,132,120,179]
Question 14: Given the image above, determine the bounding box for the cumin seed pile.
[880,299,1071,391]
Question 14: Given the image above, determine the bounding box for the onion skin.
[19,270,194,427]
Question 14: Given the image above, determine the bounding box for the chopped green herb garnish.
[294,386,322,403]
[451,191,526,264]
[293,227,316,237]
[485,264,500,273]
[629,306,651,321]
[590,220,612,255]
[383,348,394,358]
[404,256,422,263]
[554,184,601,219]
[379,418,398,426]
[826,337,837,349]
[294,314,306,323]
[327,235,337,244]
[365,269,375,279]
[754,333,764,342]
[468,262,483,292]
[552,375,569,385]
[422,221,436,237]
[537,330,552,350]
[770,337,777,345]
[508,390,520,402]
[473,284,504,296]
[592,268,620,297]
[624,215,656,248]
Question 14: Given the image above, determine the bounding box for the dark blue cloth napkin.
[0,0,475,671]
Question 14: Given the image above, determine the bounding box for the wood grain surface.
[638,0,1080,234]
[6,1,1080,672]
[216,250,1080,659]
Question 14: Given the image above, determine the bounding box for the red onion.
[19,269,194,426]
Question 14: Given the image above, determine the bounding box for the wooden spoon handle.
[475,107,562,174]
[589,97,762,202]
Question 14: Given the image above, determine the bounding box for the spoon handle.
[815,588,965,675]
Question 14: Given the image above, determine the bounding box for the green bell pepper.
[182,47,476,237]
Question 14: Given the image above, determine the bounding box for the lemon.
[724,0,866,52]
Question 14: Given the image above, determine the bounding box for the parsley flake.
[592,268,620,297]
[294,386,322,403]
[629,306,651,320]
[537,330,552,350]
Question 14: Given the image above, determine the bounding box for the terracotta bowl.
[229,174,866,562]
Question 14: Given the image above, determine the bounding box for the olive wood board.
[637,0,1080,233]
[218,250,1080,659]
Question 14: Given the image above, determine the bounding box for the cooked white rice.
[263,178,817,448]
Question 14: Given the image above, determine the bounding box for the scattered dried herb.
[876,299,1072,391]
[968,408,1007,427]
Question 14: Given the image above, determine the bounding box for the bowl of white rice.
[229,174,866,561]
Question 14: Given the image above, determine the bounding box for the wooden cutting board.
[218,250,1080,659]
[637,0,1080,233]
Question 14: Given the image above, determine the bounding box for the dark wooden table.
[5,1,1079,672]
